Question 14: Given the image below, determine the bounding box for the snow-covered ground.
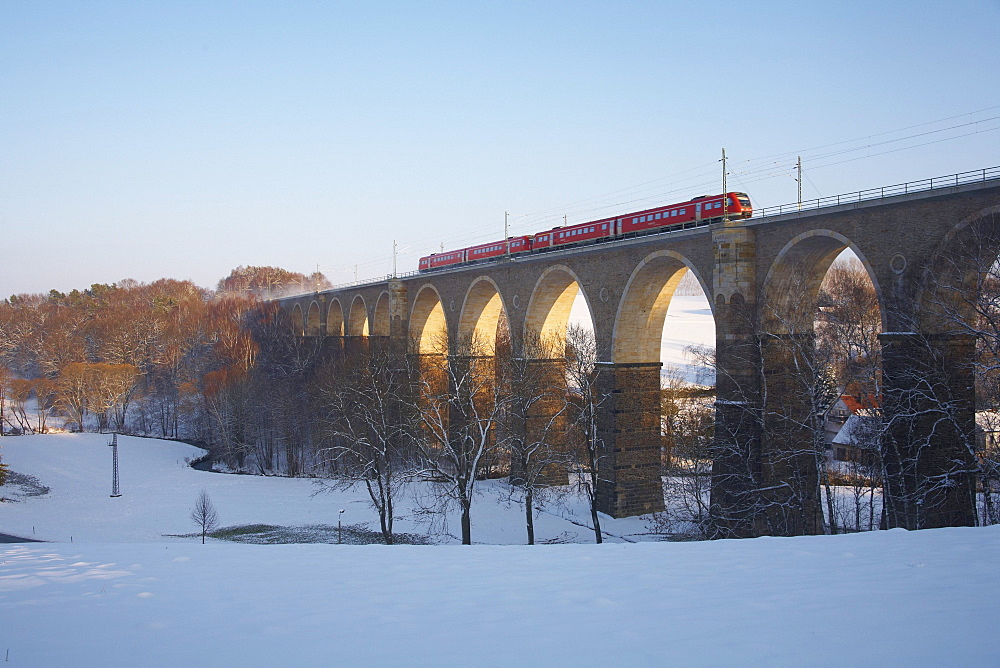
[660,294,716,384]
[570,292,716,385]
[0,434,649,545]
[2,434,999,665]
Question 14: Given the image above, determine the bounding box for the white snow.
[660,295,716,385]
[2,434,998,665]
[569,292,716,385]
[0,434,649,545]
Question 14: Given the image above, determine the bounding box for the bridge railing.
[287,165,1000,298]
[754,166,1000,219]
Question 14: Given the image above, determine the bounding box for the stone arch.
[306,300,322,336]
[326,298,344,336]
[409,283,449,354]
[347,295,370,336]
[372,291,391,337]
[458,277,509,356]
[613,250,712,364]
[762,229,883,333]
[290,303,305,336]
[917,204,1000,332]
[524,265,594,357]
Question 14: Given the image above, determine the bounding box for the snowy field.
[2,434,999,665]
[570,292,717,385]
[0,434,650,545]
[659,294,716,384]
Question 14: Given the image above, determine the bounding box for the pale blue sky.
[3,1,999,295]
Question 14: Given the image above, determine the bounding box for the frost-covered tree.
[564,324,609,544]
[314,338,417,545]
[501,331,572,545]
[410,334,514,545]
[190,489,219,544]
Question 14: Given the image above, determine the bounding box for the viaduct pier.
[279,168,1000,536]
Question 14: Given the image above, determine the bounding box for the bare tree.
[879,215,999,529]
[564,324,608,544]
[655,367,715,539]
[410,334,513,545]
[0,366,10,436]
[314,338,416,545]
[501,331,572,545]
[706,278,838,538]
[190,489,219,544]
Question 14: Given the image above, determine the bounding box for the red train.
[418,192,752,272]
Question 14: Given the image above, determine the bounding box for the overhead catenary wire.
[321,107,1000,280]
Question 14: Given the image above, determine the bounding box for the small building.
[826,394,879,464]
[832,413,879,464]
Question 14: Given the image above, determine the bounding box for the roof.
[832,414,879,449]
[841,394,879,414]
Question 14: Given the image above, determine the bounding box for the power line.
[333,107,1000,277]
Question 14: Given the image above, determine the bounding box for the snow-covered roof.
[832,414,878,448]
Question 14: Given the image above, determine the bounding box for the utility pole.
[797,156,803,210]
[354,264,358,282]
[109,433,121,498]
[392,240,397,277]
[505,211,510,259]
[721,148,730,224]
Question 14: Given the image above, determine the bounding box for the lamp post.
[338,508,345,544]
[108,433,121,498]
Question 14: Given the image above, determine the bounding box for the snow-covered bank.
[0,433,650,544]
[2,527,998,666]
[2,434,998,664]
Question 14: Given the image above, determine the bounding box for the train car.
[419,191,752,272]
[533,217,616,250]
[466,235,534,264]
[508,235,533,254]
[619,192,751,236]
[419,249,466,272]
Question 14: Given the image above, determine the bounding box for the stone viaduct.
[279,170,1000,536]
